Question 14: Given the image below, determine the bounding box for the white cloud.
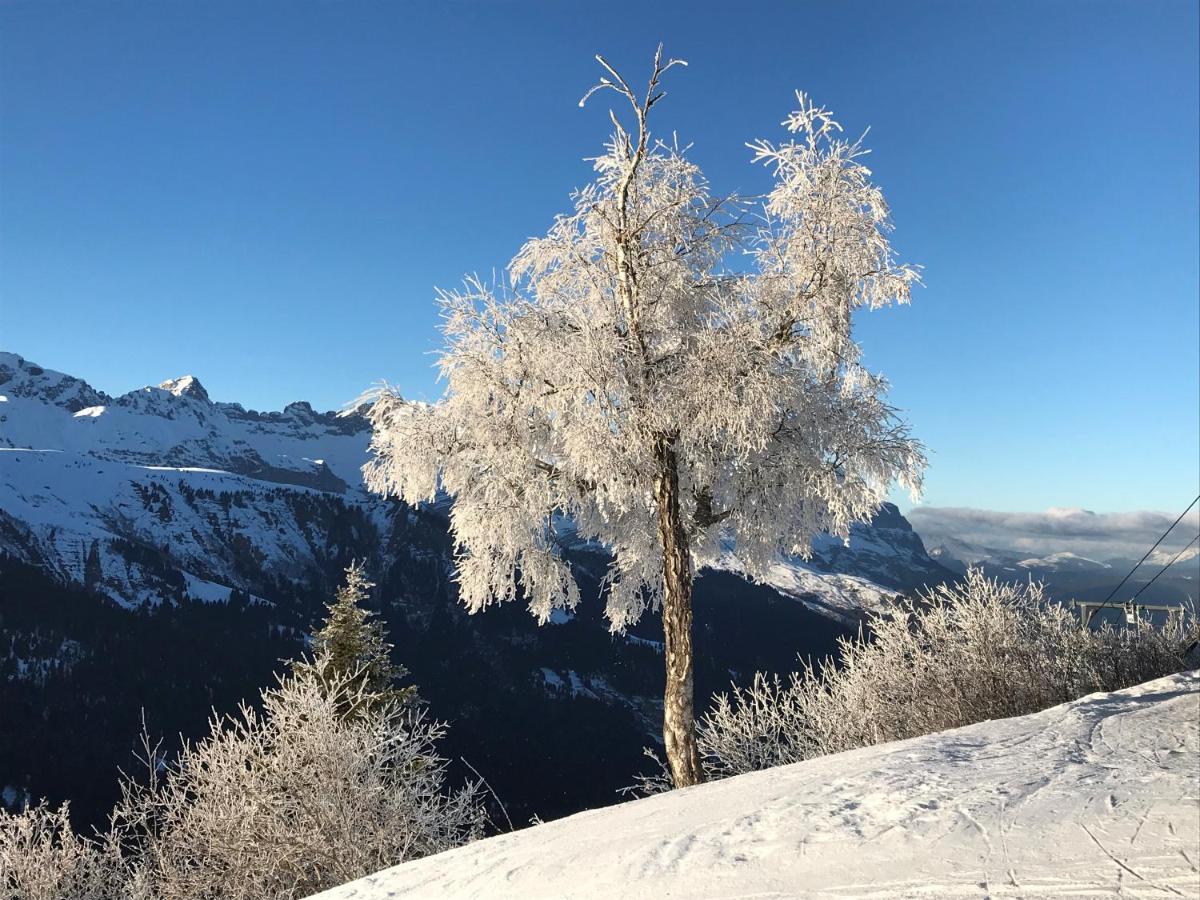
[908,506,1200,562]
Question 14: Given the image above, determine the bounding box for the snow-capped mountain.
[925,535,1019,572]
[0,352,369,488]
[0,351,382,607]
[0,350,952,618]
[1016,551,1112,572]
[1145,545,1200,567]
[759,503,953,622]
[929,533,1197,608]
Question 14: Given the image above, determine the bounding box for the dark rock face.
[240,458,351,493]
[809,503,957,592]
[0,352,110,412]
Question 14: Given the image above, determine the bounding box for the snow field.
[313,672,1200,899]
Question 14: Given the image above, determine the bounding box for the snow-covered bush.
[697,570,1199,778]
[109,665,485,900]
[0,660,485,900]
[0,801,124,900]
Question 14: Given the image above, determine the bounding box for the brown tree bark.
[597,49,705,789]
[653,436,705,788]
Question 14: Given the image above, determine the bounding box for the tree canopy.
[363,47,923,785]
[363,57,924,632]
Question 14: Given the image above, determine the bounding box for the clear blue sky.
[2,0,1197,513]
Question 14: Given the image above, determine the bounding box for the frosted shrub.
[1,659,485,899]
[111,666,485,900]
[0,802,123,900]
[698,569,1199,778]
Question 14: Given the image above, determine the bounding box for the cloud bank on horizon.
[908,505,1200,564]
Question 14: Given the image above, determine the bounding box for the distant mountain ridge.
[0,350,953,618]
[927,534,1198,608]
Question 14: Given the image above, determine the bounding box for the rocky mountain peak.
[159,375,211,403]
[282,400,318,423]
[0,351,110,413]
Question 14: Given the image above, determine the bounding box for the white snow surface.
[313,672,1200,899]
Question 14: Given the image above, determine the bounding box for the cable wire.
[1086,494,1199,625]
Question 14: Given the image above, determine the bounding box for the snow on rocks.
[0,351,109,413]
[737,553,901,624]
[158,374,210,403]
[0,353,383,606]
[0,447,378,608]
[312,672,1200,899]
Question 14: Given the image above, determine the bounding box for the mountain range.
[926,536,1198,611]
[0,350,955,827]
[0,351,952,618]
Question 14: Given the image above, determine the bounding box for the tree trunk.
[653,436,705,788]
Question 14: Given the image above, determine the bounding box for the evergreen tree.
[294,562,417,716]
[83,540,103,591]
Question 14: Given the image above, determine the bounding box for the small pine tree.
[295,562,417,716]
[83,540,103,590]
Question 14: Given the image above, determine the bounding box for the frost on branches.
[696,569,1200,780]
[363,47,924,787]
[0,664,485,900]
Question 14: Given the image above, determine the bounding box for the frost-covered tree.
[363,47,924,787]
[294,562,417,717]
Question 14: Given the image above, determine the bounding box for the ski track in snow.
[312,673,1200,899]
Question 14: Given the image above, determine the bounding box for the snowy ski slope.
[314,672,1200,899]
